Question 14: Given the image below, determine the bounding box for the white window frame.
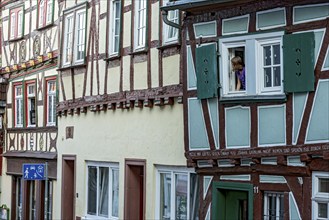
[263,191,284,220]
[219,31,284,98]
[46,80,56,126]
[38,0,53,28]
[162,0,179,44]
[85,162,119,220]
[108,0,121,56]
[26,83,36,127]
[15,85,23,128]
[134,0,147,50]
[62,5,86,67]
[10,8,24,40]
[312,172,329,220]
[155,166,196,220]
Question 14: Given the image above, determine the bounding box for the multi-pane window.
[108,0,121,56]
[46,80,56,126]
[26,83,36,127]
[219,31,284,97]
[312,172,329,220]
[134,0,147,50]
[38,0,53,28]
[263,192,284,220]
[157,168,199,220]
[14,85,23,127]
[162,0,179,44]
[9,7,24,40]
[62,5,86,66]
[87,163,119,219]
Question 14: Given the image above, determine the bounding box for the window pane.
[175,174,188,220]
[160,173,171,220]
[319,178,329,193]
[273,67,281,86]
[264,67,272,87]
[190,174,199,220]
[88,166,97,215]
[264,46,271,66]
[318,203,328,218]
[273,44,280,65]
[112,169,119,217]
[98,167,109,217]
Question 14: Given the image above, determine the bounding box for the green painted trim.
[212,181,254,220]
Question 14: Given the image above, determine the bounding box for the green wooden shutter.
[196,43,219,99]
[283,32,315,93]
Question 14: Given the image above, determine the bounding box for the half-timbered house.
[55,0,197,219]
[0,0,59,219]
[162,0,329,219]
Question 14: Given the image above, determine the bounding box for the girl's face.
[231,62,238,71]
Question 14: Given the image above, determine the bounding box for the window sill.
[57,63,87,71]
[157,42,181,50]
[104,54,121,62]
[219,94,287,104]
[37,23,54,31]
[129,47,149,56]
[8,36,24,42]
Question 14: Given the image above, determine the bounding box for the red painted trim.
[24,80,37,127]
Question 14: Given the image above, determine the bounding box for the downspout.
[161,9,181,30]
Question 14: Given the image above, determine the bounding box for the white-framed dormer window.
[38,0,53,28]
[156,166,199,220]
[134,0,147,50]
[108,0,121,56]
[219,31,284,97]
[312,172,329,220]
[9,7,24,40]
[62,4,86,67]
[14,84,23,127]
[26,83,36,127]
[162,0,179,44]
[86,162,119,220]
[46,79,56,126]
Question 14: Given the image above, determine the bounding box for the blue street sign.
[23,164,45,180]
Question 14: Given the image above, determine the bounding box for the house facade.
[162,0,329,219]
[55,0,194,220]
[0,0,59,219]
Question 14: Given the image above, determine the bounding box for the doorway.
[61,156,76,220]
[212,182,253,220]
[124,159,146,220]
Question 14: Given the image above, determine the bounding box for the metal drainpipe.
[161,10,181,30]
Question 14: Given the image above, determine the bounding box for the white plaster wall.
[55,103,185,219]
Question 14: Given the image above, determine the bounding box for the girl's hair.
[231,56,244,71]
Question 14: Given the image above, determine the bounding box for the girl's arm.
[236,78,241,91]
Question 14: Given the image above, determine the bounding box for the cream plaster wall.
[123,12,132,48]
[74,73,85,99]
[0,158,13,209]
[108,66,121,94]
[163,54,180,86]
[62,74,73,100]
[122,56,131,91]
[56,103,185,219]
[151,2,160,42]
[150,48,160,88]
[134,62,148,90]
